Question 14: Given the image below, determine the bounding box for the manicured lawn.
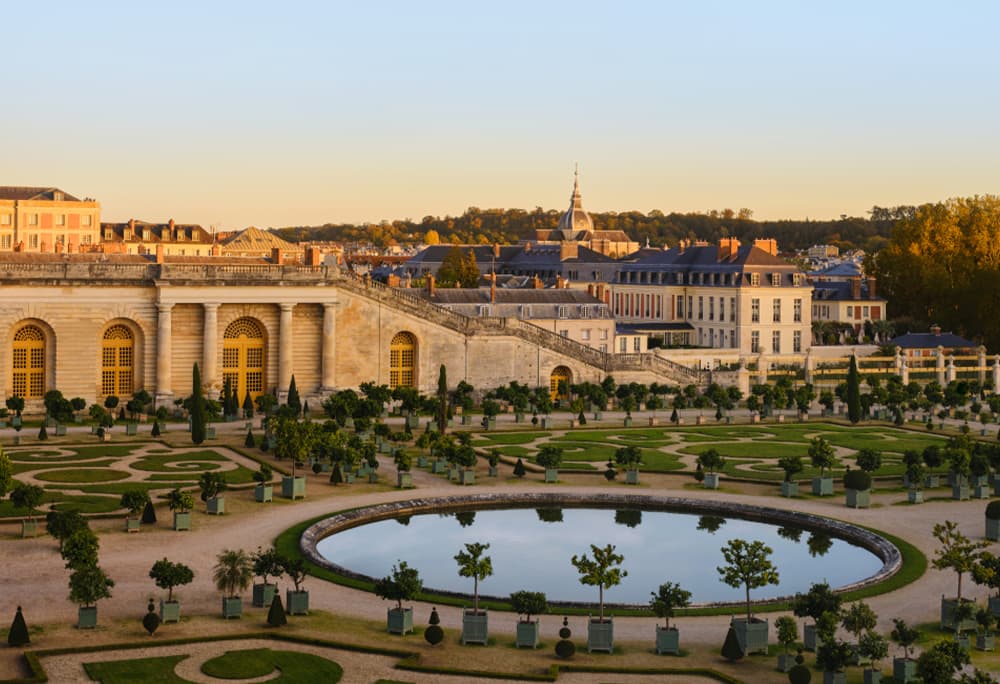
[201,648,343,682]
[84,655,190,683]
[34,468,131,483]
[471,431,550,445]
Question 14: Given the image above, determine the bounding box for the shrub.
[513,458,526,478]
[509,590,548,622]
[424,607,444,645]
[843,469,872,491]
[374,561,423,612]
[267,594,287,627]
[986,501,1000,521]
[8,606,29,647]
[245,429,256,448]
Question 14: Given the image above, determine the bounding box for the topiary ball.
[142,600,160,636]
[559,616,572,639]
[788,663,812,684]
[555,639,575,659]
[843,469,871,491]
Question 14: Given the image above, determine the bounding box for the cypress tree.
[245,429,256,448]
[846,355,862,424]
[436,365,448,434]
[267,593,287,627]
[8,606,29,647]
[38,424,48,441]
[190,363,207,445]
[242,390,254,418]
[151,421,161,437]
[286,375,301,416]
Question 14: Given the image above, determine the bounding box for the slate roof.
[222,226,298,252]
[423,288,603,305]
[102,220,213,243]
[890,331,977,350]
[621,243,793,272]
[812,280,886,302]
[809,262,863,278]
[0,186,83,201]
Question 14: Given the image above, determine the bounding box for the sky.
[5,1,999,230]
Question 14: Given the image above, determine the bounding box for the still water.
[316,507,883,604]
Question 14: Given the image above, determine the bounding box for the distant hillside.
[273,205,913,253]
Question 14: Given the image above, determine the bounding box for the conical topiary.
[721,626,744,660]
[555,616,575,658]
[245,429,256,448]
[424,607,444,645]
[513,458,526,478]
[141,500,157,525]
[329,467,343,485]
[142,600,160,636]
[38,424,48,441]
[303,400,310,417]
[267,593,287,627]
[8,606,29,647]
[151,421,161,437]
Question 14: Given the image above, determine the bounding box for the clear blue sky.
[6,1,999,230]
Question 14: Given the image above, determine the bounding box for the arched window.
[389,332,416,389]
[101,324,134,397]
[223,318,266,402]
[549,366,572,401]
[12,325,45,399]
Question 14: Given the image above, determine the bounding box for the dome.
[556,168,594,239]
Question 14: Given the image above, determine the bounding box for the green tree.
[932,520,989,603]
[841,602,877,645]
[455,542,492,614]
[120,490,150,518]
[285,375,301,416]
[61,528,99,571]
[649,582,691,631]
[213,549,253,598]
[68,565,114,607]
[190,363,207,445]
[571,543,627,622]
[435,365,448,434]
[809,437,836,477]
[509,590,547,623]
[149,558,194,602]
[11,484,43,522]
[437,247,480,288]
[846,355,862,423]
[7,606,29,647]
[916,639,970,683]
[717,539,779,622]
[374,561,423,612]
[267,593,287,627]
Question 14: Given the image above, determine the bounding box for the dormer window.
[749,272,760,286]
[580,306,590,318]
[793,273,804,286]
[558,306,568,318]
[771,273,782,287]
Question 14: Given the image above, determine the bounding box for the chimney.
[155,243,165,264]
[427,274,436,297]
[387,274,400,287]
[128,218,135,232]
[493,243,501,259]
[930,324,942,336]
[559,241,578,260]
[556,274,564,289]
[867,276,877,299]
[523,242,531,253]
[717,237,741,262]
[753,238,778,256]
[305,246,321,266]
[851,276,861,300]
[532,274,543,289]
[272,247,284,265]
[210,242,222,257]
[587,283,595,297]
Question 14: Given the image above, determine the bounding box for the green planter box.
[416,455,429,468]
[205,427,216,439]
[823,672,846,684]
[587,617,614,653]
[387,607,413,635]
[254,484,273,503]
[908,489,923,504]
[125,423,137,436]
[987,517,1000,541]
[431,460,447,474]
[812,477,834,496]
[863,669,882,684]
[397,472,413,488]
[974,484,991,499]
[781,481,799,498]
[803,623,821,651]
[77,606,98,629]
[173,512,192,531]
[461,609,488,645]
[281,476,306,499]
[159,599,181,623]
[541,417,552,429]
[55,424,67,436]
[286,590,309,615]
[924,474,940,488]
[593,411,603,421]
[252,583,276,608]
[625,469,639,485]
[368,471,379,483]
[703,473,720,489]
[459,469,476,485]
[448,467,460,482]
[488,466,498,477]
[623,418,633,427]
[405,414,420,429]
[655,626,679,655]
[222,596,242,619]
[516,620,540,648]
[126,517,141,533]
[544,468,559,483]
[777,653,796,672]
[845,488,870,508]
[893,657,917,683]
[991,596,1000,618]
[463,415,473,425]
[731,617,768,655]
[21,520,38,538]
[952,483,970,500]
[941,597,977,632]
[976,633,995,651]
[206,497,225,515]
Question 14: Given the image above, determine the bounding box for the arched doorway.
[12,324,46,399]
[389,331,416,389]
[101,324,134,397]
[223,318,266,402]
[549,366,571,401]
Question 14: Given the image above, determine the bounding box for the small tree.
[855,448,882,473]
[614,445,642,471]
[267,593,287,627]
[571,543,627,623]
[808,437,836,478]
[374,561,423,612]
[281,556,309,593]
[435,365,448,434]
[717,539,779,622]
[890,618,919,660]
[454,542,492,615]
[509,590,548,624]
[190,363,207,445]
[916,640,970,682]
[245,429,255,448]
[775,615,798,655]
[252,547,285,588]
[213,549,253,598]
[11,484,44,523]
[846,355,862,423]
[858,630,889,673]
[253,463,273,485]
[149,558,194,602]
[535,445,563,470]
[778,455,804,482]
[166,488,194,514]
[841,601,877,645]
[649,582,691,631]
[120,489,150,518]
[0,450,12,502]
[45,509,88,551]
[933,520,989,603]
[68,565,114,608]
[792,581,842,627]
[696,448,725,474]
[285,375,301,416]
[198,472,228,502]
[513,458,526,478]
[61,528,99,571]
[972,551,1000,600]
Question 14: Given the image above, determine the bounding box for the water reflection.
[614,509,642,528]
[697,515,727,534]
[536,508,564,523]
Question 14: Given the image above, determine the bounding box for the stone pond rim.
[299,492,904,610]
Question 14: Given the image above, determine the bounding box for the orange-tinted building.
[0,187,101,252]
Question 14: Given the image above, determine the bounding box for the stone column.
[202,303,219,393]
[321,302,336,391]
[993,356,1000,391]
[278,303,294,395]
[936,346,946,385]
[978,346,987,384]
[946,357,956,384]
[155,303,174,401]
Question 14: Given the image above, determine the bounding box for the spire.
[557,163,593,238]
[571,163,581,204]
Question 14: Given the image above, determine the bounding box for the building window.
[794,298,802,322]
[600,329,608,340]
[550,366,571,400]
[718,297,724,321]
[29,235,39,249]
[793,273,804,286]
[687,296,692,319]
[580,306,590,319]
[708,329,714,347]
[771,273,782,286]
[676,296,684,318]
[698,297,704,320]
[223,318,267,400]
[82,215,92,226]
[620,337,628,353]
[1,235,10,249]
[773,299,781,323]
[730,297,736,322]
[749,272,760,286]
[0,214,10,225]
[582,329,591,341]
[101,324,134,397]
[633,337,641,352]
[27,213,38,226]
[708,297,714,320]
[477,305,490,316]
[863,306,870,318]
[751,298,760,323]
[772,331,781,354]
[518,305,531,318]
[559,330,569,338]
[731,331,738,349]
[847,306,854,317]
[751,330,760,353]
[12,324,46,398]
[793,330,802,353]
[599,344,607,353]
[389,331,416,389]
[558,306,568,318]
[56,214,65,226]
